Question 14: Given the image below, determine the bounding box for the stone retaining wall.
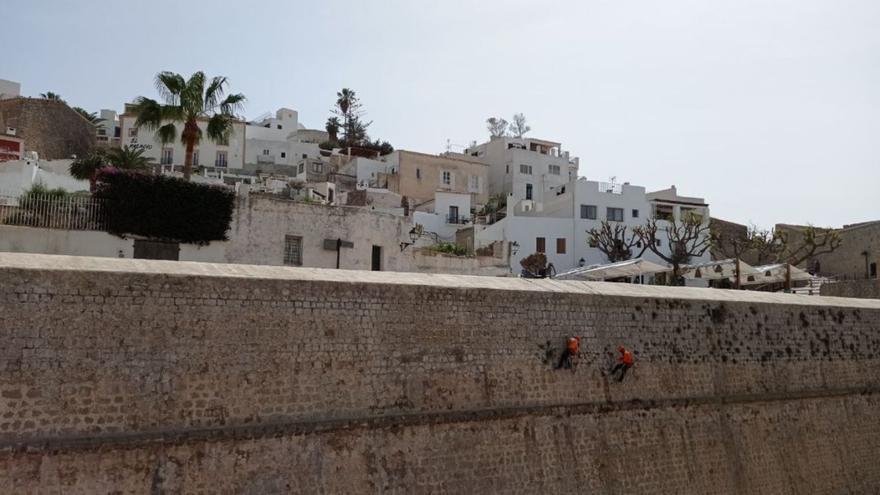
[0,253,878,493]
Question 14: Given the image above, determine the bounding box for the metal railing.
[0,193,106,231]
[598,181,622,194]
[446,215,470,225]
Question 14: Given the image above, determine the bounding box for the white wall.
[349,156,394,188]
[0,225,227,262]
[434,191,471,221]
[226,194,412,270]
[476,178,712,276]
[0,79,20,99]
[119,115,245,169]
[412,211,458,243]
[460,137,580,202]
[0,160,89,195]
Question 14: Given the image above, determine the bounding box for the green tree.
[325,117,341,143]
[332,88,370,146]
[40,91,64,101]
[106,146,155,170]
[72,107,102,125]
[69,146,152,192]
[69,149,109,192]
[130,71,245,180]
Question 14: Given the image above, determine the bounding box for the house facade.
[119,106,247,171]
[476,178,711,277]
[450,136,580,203]
[242,108,327,175]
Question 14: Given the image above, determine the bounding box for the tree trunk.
[183,138,194,180]
[181,118,200,181]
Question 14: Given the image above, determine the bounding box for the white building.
[243,108,327,174]
[412,191,473,242]
[450,136,579,203]
[476,178,711,279]
[341,156,395,189]
[95,109,120,148]
[119,105,246,171]
[0,79,20,100]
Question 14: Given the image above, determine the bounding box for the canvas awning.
[740,263,812,285]
[555,258,671,281]
[681,259,761,281]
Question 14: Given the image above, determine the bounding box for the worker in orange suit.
[610,345,634,382]
[556,336,581,369]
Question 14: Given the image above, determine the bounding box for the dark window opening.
[536,237,545,253]
[371,245,382,271]
[556,238,566,254]
[283,235,303,266]
[133,239,180,261]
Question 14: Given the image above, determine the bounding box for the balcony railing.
[0,193,106,231]
[598,181,622,194]
[446,215,469,225]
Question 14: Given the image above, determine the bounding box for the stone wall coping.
[1,252,878,309]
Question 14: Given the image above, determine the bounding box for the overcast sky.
[3,0,877,227]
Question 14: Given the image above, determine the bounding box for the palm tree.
[69,146,152,192]
[40,91,64,101]
[332,88,369,146]
[130,71,245,180]
[72,107,103,125]
[106,146,154,170]
[69,149,108,192]
[336,88,355,114]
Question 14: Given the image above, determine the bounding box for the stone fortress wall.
[0,253,878,494]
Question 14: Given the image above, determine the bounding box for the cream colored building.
[382,150,489,207]
[119,105,246,171]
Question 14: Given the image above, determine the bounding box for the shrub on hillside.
[95,169,234,244]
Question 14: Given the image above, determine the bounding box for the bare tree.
[635,213,713,285]
[486,117,508,138]
[774,225,841,266]
[714,223,841,269]
[587,221,647,263]
[510,113,531,138]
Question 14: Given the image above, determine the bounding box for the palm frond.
[204,76,227,111]
[69,149,107,181]
[182,71,206,116]
[157,123,178,145]
[132,97,164,130]
[219,93,246,116]
[206,114,233,143]
[155,71,186,105]
[106,146,154,171]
